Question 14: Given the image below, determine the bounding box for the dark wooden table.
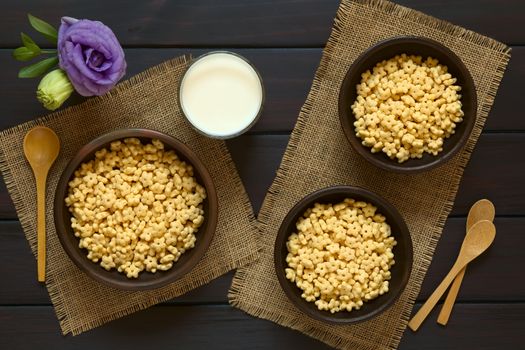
[1,1,524,349]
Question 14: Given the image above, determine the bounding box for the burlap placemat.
[0,55,259,335]
[229,0,510,349]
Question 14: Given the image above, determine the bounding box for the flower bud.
[36,69,74,110]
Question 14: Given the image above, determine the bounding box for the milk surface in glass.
[180,53,263,138]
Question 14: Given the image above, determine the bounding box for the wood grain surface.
[0,304,523,350]
[1,0,524,47]
[0,1,523,349]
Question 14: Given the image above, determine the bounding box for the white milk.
[179,52,263,138]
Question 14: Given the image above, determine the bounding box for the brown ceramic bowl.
[274,186,413,324]
[339,36,477,173]
[54,129,218,290]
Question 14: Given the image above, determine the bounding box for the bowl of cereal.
[339,36,477,172]
[54,129,218,290]
[274,186,412,324]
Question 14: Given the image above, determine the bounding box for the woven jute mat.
[229,0,510,349]
[0,55,259,335]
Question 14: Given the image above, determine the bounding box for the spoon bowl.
[460,220,496,261]
[23,126,60,170]
[466,199,496,230]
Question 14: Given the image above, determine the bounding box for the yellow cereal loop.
[285,199,397,313]
[65,138,206,278]
[352,54,463,163]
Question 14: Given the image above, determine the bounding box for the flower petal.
[57,18,126,96]
[70,43,105,81]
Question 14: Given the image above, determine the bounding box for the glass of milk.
[179,51,265,139]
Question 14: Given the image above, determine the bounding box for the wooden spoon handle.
[408,261,464,332]
[36,173,47,282]
[437,265,467,325]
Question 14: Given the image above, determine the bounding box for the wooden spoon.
[437,199,495,325]
[408,220,496,332]
[23,126,60,282]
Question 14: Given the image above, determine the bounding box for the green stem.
[41,49,57,54]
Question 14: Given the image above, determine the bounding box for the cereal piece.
[285,199,397,313]
[65,138,207,278]
[352,54,463,162]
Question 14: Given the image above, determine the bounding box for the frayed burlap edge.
[229,0,511,349]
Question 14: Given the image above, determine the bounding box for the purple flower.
[58,17,126,96]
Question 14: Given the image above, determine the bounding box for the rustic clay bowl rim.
[338,36,477,173]
[274,185,413,324]
[54,128,218,291]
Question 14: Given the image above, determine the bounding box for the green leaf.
[13,33,42,62]
[20,32,41,56]
[13,46,40,61]
[27,13,58,43]
[21,32,39,49]
[18,56,59,78]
